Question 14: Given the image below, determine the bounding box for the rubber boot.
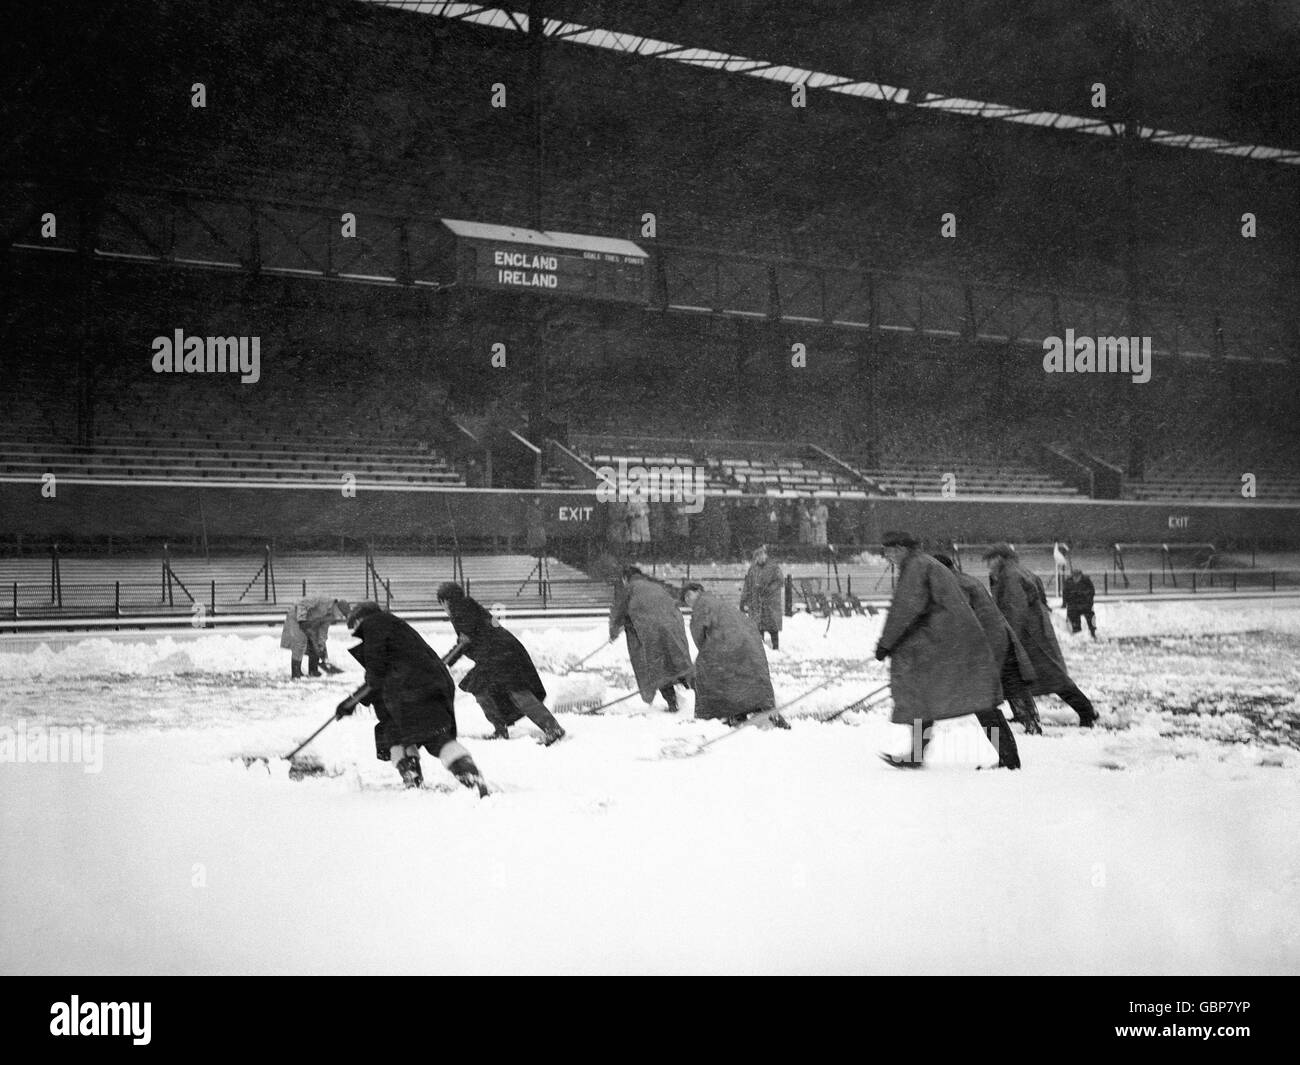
[660,686,679,713]
[1058,685,1098,728]
[395,751,423,789]
[307,650,321,677]
[515,693,566,746]
[448,755,490,798]
[290,658,303,680]
[975,709,1021,770]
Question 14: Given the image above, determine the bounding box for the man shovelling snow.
[334,601,490,795]
[280,595,350,680]
[608,566,695,713]
[874,532,1019,770]
[437,582,567,746]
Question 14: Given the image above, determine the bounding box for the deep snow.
[1,601,1297,974]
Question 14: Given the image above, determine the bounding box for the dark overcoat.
[698,499,730,558]
[1063,573,1096,612]
[951,568,1037,686]
[689,592,775,720]
[741,559,785,632]
[348,610,457,754]
[610,575,694,702]
[525,503,547,555]
[445,595,548,703]
[877,550,1000,724]
[989,559,1074,693]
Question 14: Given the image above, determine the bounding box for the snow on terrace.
[0,602,1297,973]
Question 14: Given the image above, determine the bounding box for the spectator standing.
[811,499,829,547]
[740,545,785,651]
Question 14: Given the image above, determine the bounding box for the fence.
[2,566,1296,624]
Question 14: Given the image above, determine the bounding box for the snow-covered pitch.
[1,601,1297,974]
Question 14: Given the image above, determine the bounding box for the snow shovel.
[806,682,892,723]
[238,711,338,778]
[556,668,694,715]
[239,684,373,778]
[656,672,861,759]
[562,641,608,674]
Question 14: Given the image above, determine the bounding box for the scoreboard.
[442,218,649,304]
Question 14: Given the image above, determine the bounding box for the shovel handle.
[690,676,887,755]
[816,682,892,724]
[567,642,606,672]
[570,668,694,715]
[284,711,340,762]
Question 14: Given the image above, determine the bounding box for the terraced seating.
[1129,469,1300,504]
[846,456,1078,498]
[540,465,582,490]
[0,434,466,487]
[588,452,728,494]
[1116,424,1300,503]
[715,457,864,497]
[583,446,868,498]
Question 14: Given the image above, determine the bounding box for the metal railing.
[2,566,1295,624]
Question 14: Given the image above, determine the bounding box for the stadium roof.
[442,218,647,258]
[359,0,1300,167]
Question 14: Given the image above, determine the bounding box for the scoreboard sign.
[442,218,648,304]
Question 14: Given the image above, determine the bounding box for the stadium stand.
[2,0,1297,608]
[0,434,465,487]
[576,436,872,498]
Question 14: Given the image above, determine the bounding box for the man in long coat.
[436,582,566,745]
[1063,566,1098,638]
[682,583,787,728]
[811,500,829,547]
[626,497,651,556]
[797,503,813,545]
[609,567,694,712]
[734,499,765,558]
[984,543,1098,727]
[606,501,629,549]
[698,498,730,560]
[935,554,1042,735]
[524,497,547,558]
[280,595,350,679]
[740,545,784,649]
[334,602,489,795]
[874,533,1018,769]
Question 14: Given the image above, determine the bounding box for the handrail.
[544,438,602,489]
[508,429,541,455]
[805,443,890,496]
[1038,443,1095,498]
